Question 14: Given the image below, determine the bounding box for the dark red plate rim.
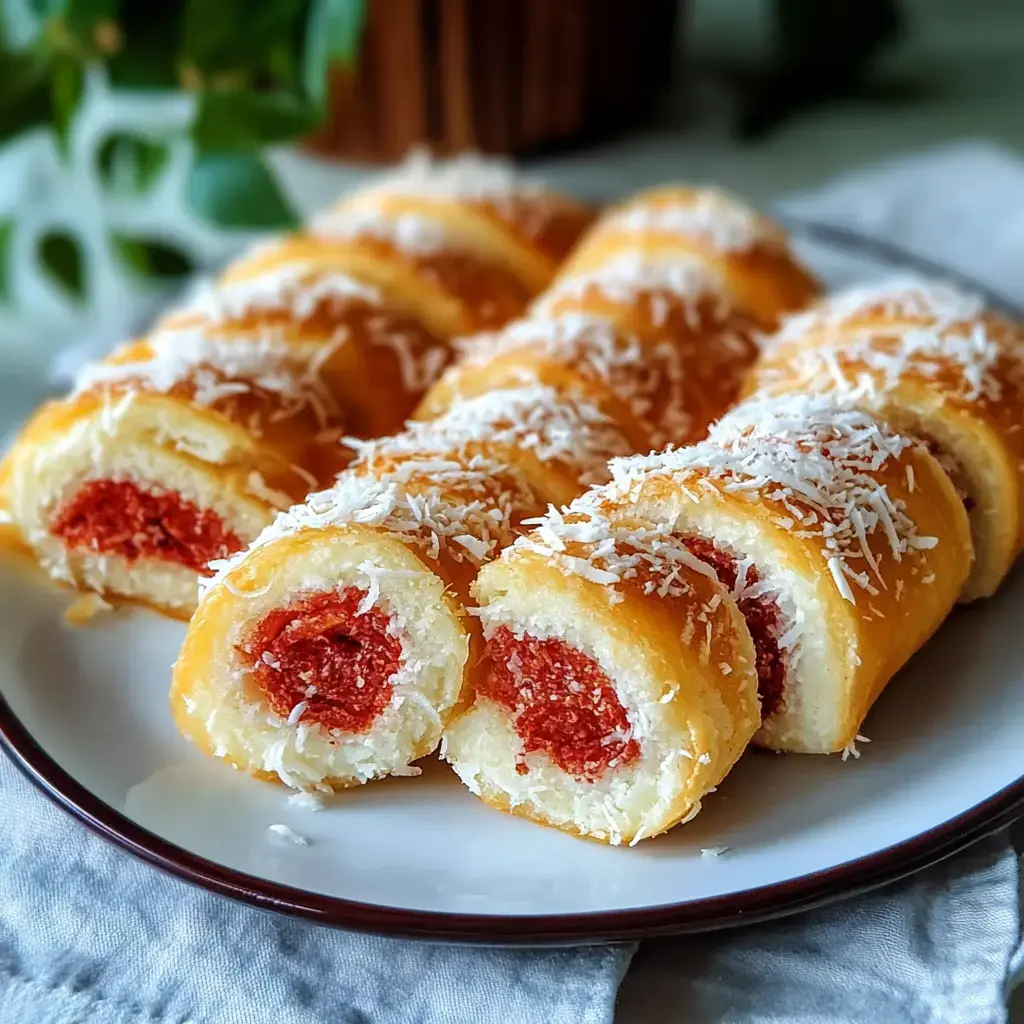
[2,222,1023,944]
[1,689,1022,944]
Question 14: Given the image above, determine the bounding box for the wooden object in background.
[307,0,680,162]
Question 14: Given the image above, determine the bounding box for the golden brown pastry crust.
[556,186,819,328]
[445,507,759,845]
[750,286,1024,599]
[601,395,973,752]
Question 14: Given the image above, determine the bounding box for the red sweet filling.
[682,538,786,718]
[243,590,401,734]
[50,479,243,575]
[480,626,640,781]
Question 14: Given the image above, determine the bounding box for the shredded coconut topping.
[310,205,457,255]
[365,148,547,202]
[74,328,340,426]
[348,386,631,486]
[763,280,1023,405]
[204,442,535,596]
[535,252,730,318]
[607,188,784,253]
[181,264,382,324]
[772,276,988,346]
[453,314,692,446]
[512,499,722,607]
[607,394,934,604]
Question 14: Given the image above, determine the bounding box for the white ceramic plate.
[1,225,1022,943]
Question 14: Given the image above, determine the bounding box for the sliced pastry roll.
[309,166,577,339]
[171,389,624,791]
[351,385,633,506]
[530,252,762,440]
[337,150,595,293]
[1,331,347,618]
[556,185,819,328]
[446,501,760,846]
[160,236,452,438]
[417,314,700,452]
[601,394,972,753]
[752,278,1024,600]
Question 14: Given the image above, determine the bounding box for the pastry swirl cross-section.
[170,387,633,792]
[446,393,971,843]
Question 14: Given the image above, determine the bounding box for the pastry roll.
[599,394,972,753]
[415,315,689,452]
[352,385,633,505]
[751,278,1024,600]
[530,251,762,440]
[1,331,347,618]
[160,237,452,438]
[556,185,819,328]
[445,500,760,846]
[309,157,589,340]
[171,388,626,791]
[336,150,595,293]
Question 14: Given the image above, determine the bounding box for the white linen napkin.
[0,140,1021,1024]
[0,751,633,1024]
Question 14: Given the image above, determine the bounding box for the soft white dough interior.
[447,579,711,845]
[10,415,274,613]
[661,499,842,751]
[184,530,470,789]
[883,405,1011,600]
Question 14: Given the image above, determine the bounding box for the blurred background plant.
[0,0,902,352]
[0,0,367,347]
[0,0,366,265]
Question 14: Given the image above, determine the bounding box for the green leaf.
[0,50,54,141]
[303,0,366,106]
[192,89,321,151]
[185,151,297,230]
[63,0,120,39]
[111,234,194,279]
[0,220,15,304]
[105,0,180,89]
[38,230,85,300]
[27,0,65,20]
[96,132,169,194]
[181,0,306,74]
[49,55,83,154]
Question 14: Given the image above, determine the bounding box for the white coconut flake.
[180,263,382,324]
[74,328,340,427]
[608,393,929,606]
[701,845,731,859]
[607,187,784,252]
[358,148,547,200]
[202,436,535,598]
[772,276,988,347]
[311,205,456,255]
[286,701,308,725]
[451,314,694,447]
[765,278,1024,408]
[287,791,325,812]
[348,385,632,488]
[267,823,310,845]
[534,251,730,317]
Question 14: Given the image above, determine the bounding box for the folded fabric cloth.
[0,139,1022,1024]
[619,836,1019,1024]
[0,752,633,1024]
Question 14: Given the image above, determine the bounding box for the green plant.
[0,0,367,233]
